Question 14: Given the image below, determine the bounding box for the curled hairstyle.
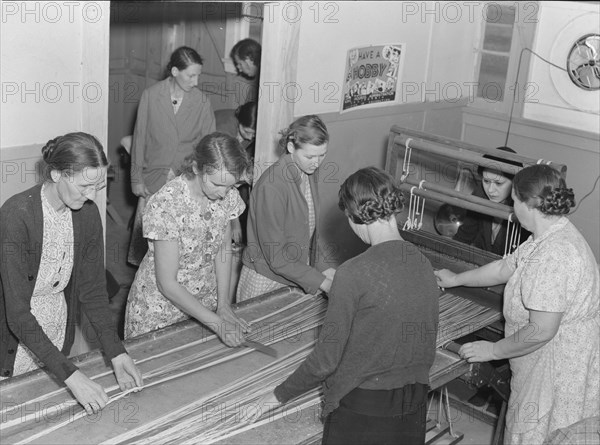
[179,132,251,183]
[513,164,575,215]
[338,167,405,224]
[230,38,261,64]
[41,132,107,180]
[477,146,522,181]
[235,101,258,129]
[165,46,203,78]
[278,115,329,151]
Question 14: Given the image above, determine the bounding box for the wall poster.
[342,43,405,112]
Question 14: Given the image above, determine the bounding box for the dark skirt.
[322,383,429,445]
[127,196,148,266]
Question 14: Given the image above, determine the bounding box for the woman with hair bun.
[256,167,440,444]
[124,133,252,346]
[128,46,216,265]
[236,115,336,301]
[0,132,142,415]
[435,164,599,444]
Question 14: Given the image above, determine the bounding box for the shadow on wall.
[321,204,368,268]
[317,130,391,266]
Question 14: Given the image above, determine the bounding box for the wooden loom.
[1,127,567,444]
[385,125,568,444]
[1,287,497,444]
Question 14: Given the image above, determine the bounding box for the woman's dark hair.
[279,115,329,151]
[477,146,522,181]
[235,101,257,129]
[230,38,261,65]
[179,132,251,183]
[41,132,107,180]
[513,164,575,215]
[338,167,405,224]
[165,46,203,78]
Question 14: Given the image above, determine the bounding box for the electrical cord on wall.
[506,47,600,214]
[573,174,599,213]
[504,47,567,147]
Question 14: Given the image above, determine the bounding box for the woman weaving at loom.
[435,164,600,444]
[453,146,529,256]
[258,167,440,444]
[0,132,143,415]
[124,133,252,347]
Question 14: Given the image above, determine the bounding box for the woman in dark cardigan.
[0,132,142,415]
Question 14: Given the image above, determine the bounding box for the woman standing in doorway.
[128,46,216,265]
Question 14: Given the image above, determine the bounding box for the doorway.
[103,1,263,337]
[106,1,262,227]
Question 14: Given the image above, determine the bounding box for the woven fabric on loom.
[437,292,502,347]
[2,292,500,444]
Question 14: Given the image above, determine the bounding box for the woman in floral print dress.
[435,165,599,444]
[125,133,252,347]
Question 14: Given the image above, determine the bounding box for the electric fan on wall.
[567,33,600,91]
[545,11,600,114]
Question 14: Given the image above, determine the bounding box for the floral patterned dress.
[124,176,244,339]
[502,217,600,444]
[7,184,74,377]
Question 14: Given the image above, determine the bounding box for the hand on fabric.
[217,304,251,333]
[215,320,246,347]
[132,182,150,198]
[433,269,458,290]
[231,218,243,244]
[247,391,281,423]
[458,341,497,363]
[65,370,109,415]
[216,305,250,347]
[111,353,144,392]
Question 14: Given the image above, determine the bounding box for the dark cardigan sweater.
[454,185,530,255]
[275,240,440,417]
[242,154,330,295]
[0,184,126,381]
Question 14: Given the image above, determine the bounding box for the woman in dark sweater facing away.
[256,167,440,444]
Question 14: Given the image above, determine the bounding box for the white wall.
[293,1,479,116]
[262,1,481,263]
[0,1,109,208]
[523,1,600,133]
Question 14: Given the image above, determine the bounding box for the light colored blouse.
[10,184,74,376]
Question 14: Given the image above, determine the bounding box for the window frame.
[469,1,539,115]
